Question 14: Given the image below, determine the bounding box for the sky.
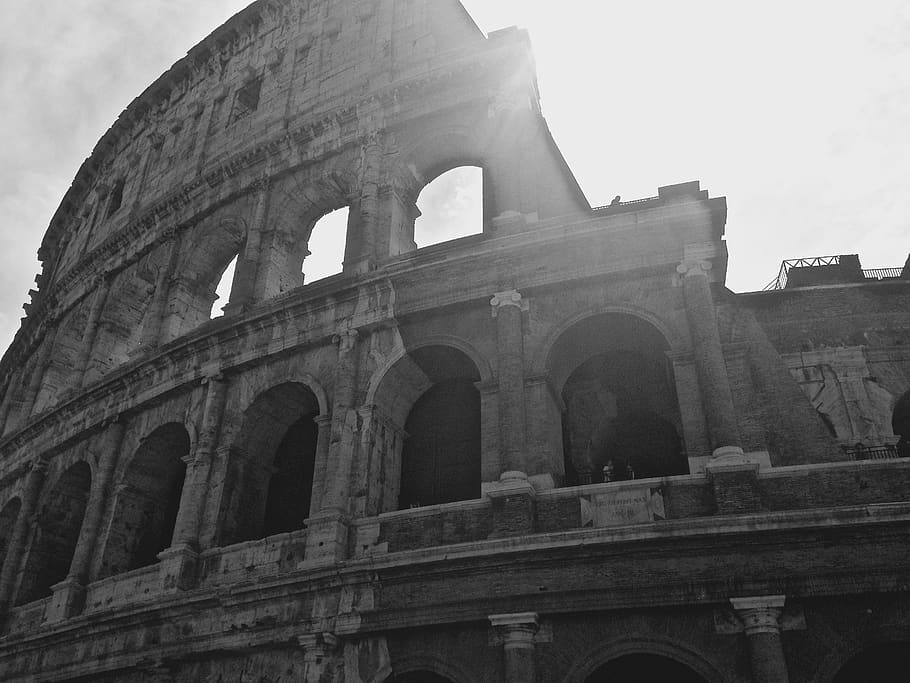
[2,1,908,351]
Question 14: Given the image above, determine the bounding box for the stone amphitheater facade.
[1,1,909,681]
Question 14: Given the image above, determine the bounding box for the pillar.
[299,632,340,683]
[137,233,180,351]
[224,178,269,314]
[305,329,359,564]
[307,414,333,518]
[17,324,59,423]
[0,367,24,435]
[490,612,539,683]
[162,374,228,590]
[677,259,741,458]
[344,135,381,274]
[75,275,112,386]
[731,596,790,683]
[0,459,46,618]
[45,419,126,622]
[491,290,528,480]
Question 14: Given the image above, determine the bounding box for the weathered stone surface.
[0,1,908,682]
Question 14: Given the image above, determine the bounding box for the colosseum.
[1,1,909,681]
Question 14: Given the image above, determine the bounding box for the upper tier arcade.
[0,0,589,430]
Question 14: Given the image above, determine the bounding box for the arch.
[892,390,910,457]
[304,206,349,283]
[414,166,484,249]
[219,381,323,545]
[165,214,248,340]
[98,423,190,578]
[369,344,483,511]
[535,304,682,381]
[548,312,686,486]
[830,641,910,683]
[266,169,357,290]
[564,638,724,683]
[366,335,493,409]
[16,461,92,605]
[386,652,477,683]
[0,497,22,572]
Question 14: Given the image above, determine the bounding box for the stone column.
[75,275,112,386]
[225,179,269,314]
[0,366,23,435]
[344,135,381,274]
[490,612,539,683]
[0,459,46,618]
[299,632,340,683]
[162,375,228,590]
[17,324,59,423]
[307,414,334,518]
[45,419,126,622]
[731,596,790,683]
[305,329,359,564]
[491,290,528,480]
[137,233,180,352]
[677,259,741,458]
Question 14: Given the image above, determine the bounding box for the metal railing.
[861,267,904,281]
[843,443,907,461]
[763,256,842,291]
[763,257,906,291]
[592,196,660,212]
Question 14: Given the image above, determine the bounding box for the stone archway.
[220,381,322,545]
[583,653,709,682]
[99,423,190,578]
[549,313,686,485]
[832,642,910,683]
[17,461,92,604]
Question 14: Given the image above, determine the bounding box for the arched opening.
[387,673,454,683]
[414,166,483,248]
[220,382,321,545]
[550,314,686,486]
[99,423,189,578]
[210,254,238,318]
[833,643,910,683]
[391,345,482,510]
[0,498,22,572]
[304,207,348,283]
[892,391,910,458]
[17,462,92,604]
[105,178,125,218]
[584,654,708,682]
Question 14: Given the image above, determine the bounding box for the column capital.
[489,612,539,647]
[490,290,526,317]
[333,327,359,352]
[298,631,340,660]
[731,595,785,635]
[677,259,713,278]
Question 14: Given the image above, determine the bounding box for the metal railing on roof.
[592,196,660,212]
[762,256,842,291]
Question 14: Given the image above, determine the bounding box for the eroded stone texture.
[0,1,909,682]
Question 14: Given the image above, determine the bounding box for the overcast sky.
[2,1,908,353]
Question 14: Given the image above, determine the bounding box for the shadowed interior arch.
[99,423,190,578]
[550,314,686,485]
[17,461,92,604]
[584,653,708,682]
[378,345,482,510]
[220,382,321,545]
